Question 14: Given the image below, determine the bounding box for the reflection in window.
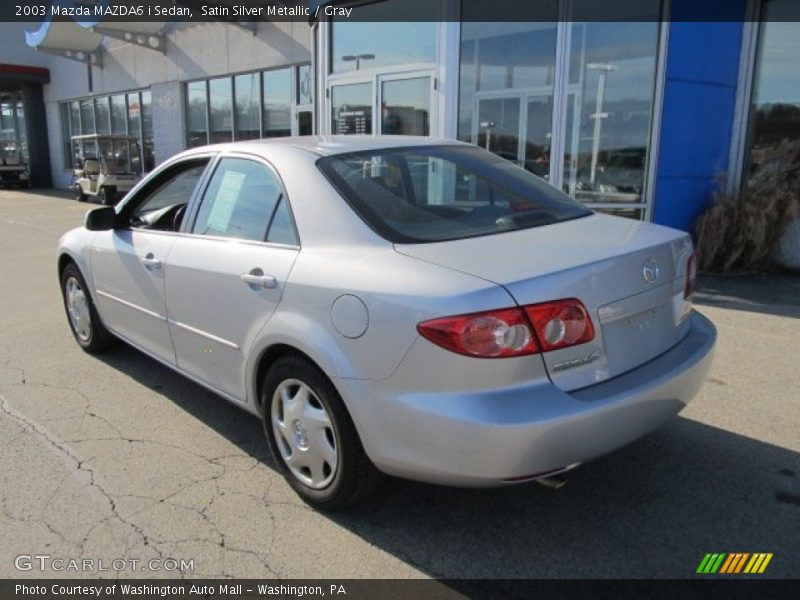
[381,77,430,136]
[235,73,260,141]
[745,1,800,185]
[209,77,233,144]
[263,68,292,138]
[331,83,372,135]
[458,22,558,175]
[330,0,437,74]
[186,81,208,148]
[563,13,661,205]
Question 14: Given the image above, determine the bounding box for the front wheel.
[261,355,383,509]
[74,185,87,202]
[60,263,117,353]
[98,187,115,205]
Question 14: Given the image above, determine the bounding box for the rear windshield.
[317,145,591,243]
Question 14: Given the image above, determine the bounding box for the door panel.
[165,240,297,402]
[165,156,300,403]
[91,230,177,363]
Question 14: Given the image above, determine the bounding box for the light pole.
[342,53,375,71]
[586,62,617,187]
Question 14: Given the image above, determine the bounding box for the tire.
[60,262,117,354]
[261,355,383,510]
[99,187,114,205]
[75,185,87,202]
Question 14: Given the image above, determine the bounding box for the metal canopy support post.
[35,46,102,68]
[91,26,166,54]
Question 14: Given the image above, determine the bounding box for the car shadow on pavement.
[96,345,800,579]
[695,273,800,319]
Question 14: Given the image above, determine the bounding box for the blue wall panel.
[653,0,747,232]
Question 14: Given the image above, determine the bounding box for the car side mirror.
[85,206,116,231]
[84,158,100,175]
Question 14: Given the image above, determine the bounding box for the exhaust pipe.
[535,473,569,490]
[502,463,580,488]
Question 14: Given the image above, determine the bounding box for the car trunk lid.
[396,213,694,391]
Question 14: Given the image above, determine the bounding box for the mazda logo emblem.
[642,259,660,283]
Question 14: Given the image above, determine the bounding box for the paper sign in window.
[206,170,246,233]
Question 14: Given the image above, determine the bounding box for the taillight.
[684,253,697,300]
[417,299,595,358]
[417,307,538,358]
[523,299,595,352]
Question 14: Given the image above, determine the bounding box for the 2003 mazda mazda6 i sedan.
[57,136,716,508]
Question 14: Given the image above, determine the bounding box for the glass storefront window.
[110,95,127,134]
[208,77,233,144]
[563,18,660,205]
[69,101,80,135]
[458,2,662,217]
[262,68,292,138]
[94,97,110,134]
[127,92,143,173]
[235,73,260,141]
[332,82,373,134]
[744,1,800,184]
[79,99,95,134]
[381,77,430,136]
[186,81,208,148]
[141,91,154,172]
[330,0,438,74]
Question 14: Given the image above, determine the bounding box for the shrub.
[694,140,800,272]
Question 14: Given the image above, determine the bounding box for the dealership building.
[2,0,798,232]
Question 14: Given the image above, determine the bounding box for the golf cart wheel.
[75,185,87,202]
[99,187,115,205]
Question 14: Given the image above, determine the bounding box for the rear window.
[317,145,591,243]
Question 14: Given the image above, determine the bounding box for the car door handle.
[141,254,162,270]
[241,271,277,289]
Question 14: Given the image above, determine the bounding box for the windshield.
[1,141,21,162]
[317,145,591,243]
[97,138,138,174]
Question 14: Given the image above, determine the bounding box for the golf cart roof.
[71,134,139,142]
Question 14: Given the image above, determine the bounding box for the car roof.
[180,135,472,158]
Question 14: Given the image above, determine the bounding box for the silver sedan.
[57,136,716,509]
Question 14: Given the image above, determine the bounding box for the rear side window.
[317,145,591,243]
[192,157,296,244]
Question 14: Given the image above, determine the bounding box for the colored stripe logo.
[696,553,773,574]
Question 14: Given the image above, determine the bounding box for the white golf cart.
[72,134,142,204]
[0,140,30,188]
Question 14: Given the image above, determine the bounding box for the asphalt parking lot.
[0,188,798,580]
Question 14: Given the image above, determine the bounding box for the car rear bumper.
[335,310,716,486]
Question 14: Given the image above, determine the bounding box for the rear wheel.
[60,263,116,353]
[261,355,383,509]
